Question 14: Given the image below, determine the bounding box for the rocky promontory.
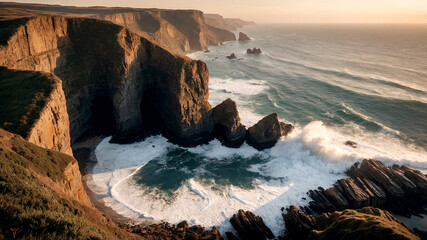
[301,159,427,217]
[0,2,238,54]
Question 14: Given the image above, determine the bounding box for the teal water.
[93,24,427,234]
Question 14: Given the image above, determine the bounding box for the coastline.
[73,136,157,226]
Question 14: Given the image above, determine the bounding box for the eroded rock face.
[0,16,214,147]
[26,75,73,156]
[283,206,421,240]
[247,113,293,150]
[302,159,427,217]
[230,209,275,240]
[239,32,251,41]
[212,98,246,147]
[0,3,238,55]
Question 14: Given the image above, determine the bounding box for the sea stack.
[238,32,251,41]
[247,113,294,150]
[212,98,246,148]
[226,53,237,59]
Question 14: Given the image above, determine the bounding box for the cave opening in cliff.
[139,89,163,136]
[91,95,114,135]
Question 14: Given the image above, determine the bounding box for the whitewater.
[86,24,427,236]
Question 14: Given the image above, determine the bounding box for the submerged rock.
[212,98,246,148]
[238,32,251,41]
[247,47,262,54]
[247,113,294,150]
[230,209,274,240]
[345,140,357,148]
[283,206,421,240]
[226,53,237,59]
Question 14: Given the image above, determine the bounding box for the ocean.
[87,24,427,235]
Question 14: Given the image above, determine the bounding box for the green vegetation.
[0,67,54,138]
[0,135,114,239]
[0,17,29,45]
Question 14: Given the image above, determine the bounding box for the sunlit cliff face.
[9,0,427,23]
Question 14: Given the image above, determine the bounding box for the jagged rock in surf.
[345,140,357,148]
[212,98,246,148]
[247,113,294,150]
[230,209,274,240]
[301,159,427,217]
[283,206,421,240]
[238,32,251,41]
[247,47,262,54]
[226,53,237,59]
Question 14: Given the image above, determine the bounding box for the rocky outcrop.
[212,98,246,147]
[247,47,262,54]
[0,15,214,146]
[227,53,237,59]
[247,113,294,150]
[26,74,73,156]
[128,221,223,240]
[283,206,421,240]
[230,209,275,240]
[239,32,251,41]
[204,14,255,31]
[301,159,427,217]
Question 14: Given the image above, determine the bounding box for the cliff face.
[0,3,238,54]
[26,75,73,155]
[95,11,191,55]
[204,13,255,31]
[0,15,214,146]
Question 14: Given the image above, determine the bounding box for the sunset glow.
[7,0,427,23]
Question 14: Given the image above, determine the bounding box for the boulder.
[226,53,237,59]
[283,206,421,240]
[247,113,293,150]
[212,98,246,148]
[230,209,274,240]
[247,48,262,54]
[238,32,251,41]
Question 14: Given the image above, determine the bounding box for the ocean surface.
[87,24,427,235]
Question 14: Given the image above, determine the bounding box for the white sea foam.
[86,120,427,236]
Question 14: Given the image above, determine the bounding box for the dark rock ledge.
[300,159,427,217]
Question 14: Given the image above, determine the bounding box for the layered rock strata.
[301,159,427,217]
[230,209,275,240]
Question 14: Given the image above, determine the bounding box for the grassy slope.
[0,133,116,239]
[0,67,54,138]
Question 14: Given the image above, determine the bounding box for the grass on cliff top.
[0,17,29,45]
[0,67,54,138]
[0,135,114,239]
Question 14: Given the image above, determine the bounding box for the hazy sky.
[7,0,427,23]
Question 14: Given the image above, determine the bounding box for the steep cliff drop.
[0,16,215,148]
[0,2,238,55]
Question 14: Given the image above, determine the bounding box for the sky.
[6,0,427,23]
